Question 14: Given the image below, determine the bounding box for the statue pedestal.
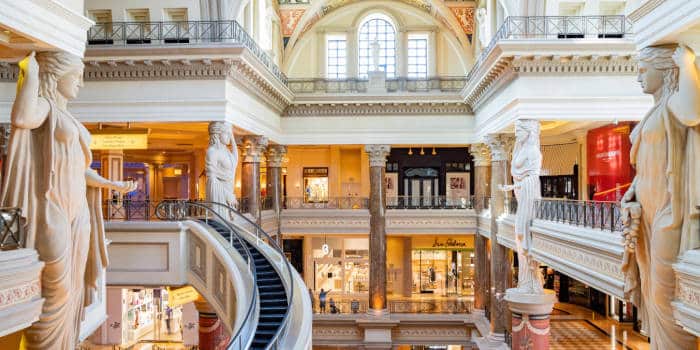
[367,70,386,93]
[504,288,557,350]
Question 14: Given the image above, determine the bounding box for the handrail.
[161,200,295,349]
[387,195,474,209]
[534,198,622,232]
[467,15,633,81]
[87,20,288,85]
[154,200,258,350]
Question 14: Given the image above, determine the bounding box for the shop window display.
[412,249,474,296]
[303,167,329,203]
[312,237,369,294]
[121,288,185,347]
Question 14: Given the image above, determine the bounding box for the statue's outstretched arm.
[669,45,700,127]
[11,52,50,130]
[85,168,137,193]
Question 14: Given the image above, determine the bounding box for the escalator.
[202,219,289,350]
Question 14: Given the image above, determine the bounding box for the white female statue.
[621,44,699,350]
[1,51,136,349]
[500,119,544,294]
[206,121,238,219]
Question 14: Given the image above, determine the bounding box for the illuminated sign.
[168,286,199,307]
[90,129,148,150]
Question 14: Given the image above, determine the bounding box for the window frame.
[407,33,429,79]
[326,33,347,79]
[357,13,397,79]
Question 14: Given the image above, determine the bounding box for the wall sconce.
[408,147,413,155]
[419,146,425,155]
[432,147,437,155]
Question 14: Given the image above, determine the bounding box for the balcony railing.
[467,15,633,81]
[103,199,167,221]
[0,208,23,250]
[387,196,474,209]
[87,21,288,85]
[284,197,369,209]
[288,76,467,94]
[535,199,623,232]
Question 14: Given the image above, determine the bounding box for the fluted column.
[365,144,391,315]
[241,135,268,223]
[266,144,287,242]
[470,144,492,313]
[485,133,514,339]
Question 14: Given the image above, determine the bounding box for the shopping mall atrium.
[0,0,698,349]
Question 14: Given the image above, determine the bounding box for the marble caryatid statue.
[476,8,488,49]
[621,44,699,350]
[1,51,136,349]
[500,119,544,294]
[206,121,238,218]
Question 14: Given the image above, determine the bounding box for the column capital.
[266,144,288,167]
[364,145,391,167]
[470,143,491,166]
[485,134,515,162]
[240,135,269,163]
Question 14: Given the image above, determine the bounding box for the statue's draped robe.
[511,138,543,293]
[206,144,237,218]
[628,94,699,350]
[1,102,108,349]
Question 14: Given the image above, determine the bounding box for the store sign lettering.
[168,286,199,307]
[431,238,466,248]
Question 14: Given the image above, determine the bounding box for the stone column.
[266,144,287,242]
[101,150,124,199]
[365,144,391,315]
[485,133,514,341]
[402,237,413,297]
[195,297,228,350]
[240,135,268,223]
[470,144,492,313]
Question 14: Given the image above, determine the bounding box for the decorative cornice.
[283,102,470,117]
[240,135,269,163]
[266,144,288,167]
[464,53,638,110]
[628,0,666,23]
[83,59,229,81]
[226,57,291,112]
[365,145,391,167]
[485,133,514,162]
[469,143,491,167]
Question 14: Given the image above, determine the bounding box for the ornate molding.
[464,54,638,110]
[266,145,288,167]
[485,133,514,162]
[386,209,477,234]
[628,0,667,23]
[283,102,471,117]
[240,135,269,163]
[365,145,391,167]
[226,57,292,112]
[83,59,228,81]
[470,143,491,167]
[672,249,700,336]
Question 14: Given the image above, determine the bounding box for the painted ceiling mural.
[447,4,475,34]
[280,9,306,36]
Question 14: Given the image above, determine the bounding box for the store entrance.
[412,249,473,296]
[403,168,439,207]
[121,288,188,348]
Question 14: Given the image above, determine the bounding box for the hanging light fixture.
[408,147,413,155]
[432,147,437,155]
[420,146,425,155]
[322,235,330,255]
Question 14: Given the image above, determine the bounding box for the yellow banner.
[168,286,199,307]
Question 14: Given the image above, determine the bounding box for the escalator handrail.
[195,200,295,350]
[154,200,258,350]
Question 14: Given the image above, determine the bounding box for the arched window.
[358,14,396,78]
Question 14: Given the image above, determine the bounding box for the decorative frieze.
[283,102,470,117]
[386,209,477,234]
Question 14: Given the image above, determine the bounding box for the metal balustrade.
[535,198,623,232]
[284,197,369,209]
[87,21,288,85]
[288,76,467,94]
[0,208,23,250]
[311,297,473,314]
[387,196,474,209]
[467,15,633,81]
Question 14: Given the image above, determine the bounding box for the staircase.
[203,219,289,350]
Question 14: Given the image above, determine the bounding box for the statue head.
[515,119,540,149]
[637,44,679,98]
[36,51,84,102]
[208,121,233,147]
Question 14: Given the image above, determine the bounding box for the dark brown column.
[241,135,268,224]
[485,133,514,339]
[266,144,287,242]
[0,123,10,189]
[365,144,391,315]
[470,143,492,313]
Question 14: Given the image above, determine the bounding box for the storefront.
[306,235,474,297]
